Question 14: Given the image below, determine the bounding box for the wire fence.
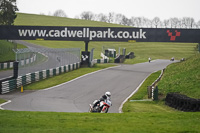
[13,47,81,76]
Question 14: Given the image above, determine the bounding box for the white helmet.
[105,91,111,98]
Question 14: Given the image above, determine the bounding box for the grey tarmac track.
[0,59,177,113]
[0,40,79,79]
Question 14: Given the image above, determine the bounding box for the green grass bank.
[0,40,26,62]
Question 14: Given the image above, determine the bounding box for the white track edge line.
[119,72,154,113]
[0,100,11,110]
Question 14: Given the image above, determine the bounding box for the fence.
[0,47,81,94]
[0,62,80,94]
[14,47,80,76]
[0,47,112,94]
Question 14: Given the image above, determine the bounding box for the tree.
[107,12,114,23]
[170,17,180,28]
[114,13,124,24]
[197,20,200,29]
[53,9,67,17]
[134,17,143,27]
[121,15,131,26]
[0,0,18,25]
[152,17,160,28]
[182,17,195,28]
[163,19,169,28]
[97,13,107,22]
[80,11,94,20]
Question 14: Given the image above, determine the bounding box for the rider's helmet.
[105,91,111,98]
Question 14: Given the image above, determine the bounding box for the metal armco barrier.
[0,62,80,94]
[0,54,36,70]
[165,93,200,112]
[125,52,134,59]
[114,55,125,63]
[0,62,13,70]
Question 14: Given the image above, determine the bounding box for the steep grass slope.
[15,13,125,27]
[158,53,200,99]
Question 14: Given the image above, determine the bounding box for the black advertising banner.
[0,25,200,43]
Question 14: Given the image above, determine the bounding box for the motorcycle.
[89,99,112,113]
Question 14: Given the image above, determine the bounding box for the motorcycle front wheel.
[101,107,108,113]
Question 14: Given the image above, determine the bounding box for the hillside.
[15,13,125,27]
[0,40,26,63]
[158,53,200,99]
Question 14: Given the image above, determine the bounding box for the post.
[81,41,90,66]
[85,41,89,52]
[153,86,159,101]
[21,85,23,93]
[198,43,200,53]
[13,61,19,79]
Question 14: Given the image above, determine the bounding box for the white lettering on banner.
[140,29,146,39]
[18,28,147,41]
[97,31,103,38]
[108,28,114,38]
[61,28,67,37]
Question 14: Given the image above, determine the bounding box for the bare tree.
[142,17,149,28]
[152,17,161,28]
[145,18,153,28]
[197,20,200,29]
[114,13,124,24]
[182,17,195,28]
[163,19,170,28]
[170,18,180,28]
[80,11,94,20]
[134,17,143,27]
[53,9,67,17]
[130,17,136,27]
[97,13,108,22]
[107,12,115,23]
[121,15,131,26]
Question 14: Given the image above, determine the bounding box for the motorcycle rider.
[93,91,111,108]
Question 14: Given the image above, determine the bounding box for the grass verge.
[0,110,199,133]
[0,99,6,104]
[123,71,177,113]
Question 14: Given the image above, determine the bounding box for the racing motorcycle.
[89,99,112,113]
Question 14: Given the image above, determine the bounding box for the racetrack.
[0,40,80,79]
[0,59,177,113]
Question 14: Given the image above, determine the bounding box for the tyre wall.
[165,93,200,112]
